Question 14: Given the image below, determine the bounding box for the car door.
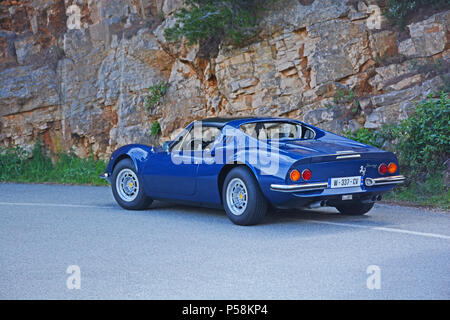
[143,126,198,196]
[193,126,224,203]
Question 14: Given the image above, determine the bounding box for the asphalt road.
[0,183,449,299]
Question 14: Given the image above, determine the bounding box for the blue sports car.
[101,117,405,225]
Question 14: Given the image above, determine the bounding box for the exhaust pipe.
[362,195,382,203]
[371,194,382,201]
[366,194,382,202]
[308,200,328,209]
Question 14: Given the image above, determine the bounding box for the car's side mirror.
[162,141,170,153]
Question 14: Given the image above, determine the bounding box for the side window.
[172,126,221,152]
[202,127,221,151]
[302,126,315,139]
[266,123,301,139]
[240,122,268,140]
[172,127,193,152]
[240,122,316,140]
[240,123,258,138]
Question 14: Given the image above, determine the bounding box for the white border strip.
[0,202,114,210]
[305,219,450,240]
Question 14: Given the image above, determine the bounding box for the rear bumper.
[364,175,406,186]
[270,182,329,192]
[270,175,406,193]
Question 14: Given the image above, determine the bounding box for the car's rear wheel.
[222,167,268,225]
[335,201,374,215]
[112,158,152,210]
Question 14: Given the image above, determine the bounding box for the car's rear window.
[239,122,315,141]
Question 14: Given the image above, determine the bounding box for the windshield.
[239,122,315,141]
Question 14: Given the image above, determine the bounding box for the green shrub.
[150,121,161,137]
[164,0,275,57]
[0,141,53,182]
[395,92,449,176]
[0,141,108,186]
[344,92,450,208]
[344,127,384,149]
[334,89,360,113]
[347,92,449,176]
[384,0,449,27]
[145,81,168,110]
[334,89,357,104]
[49,153,108,185]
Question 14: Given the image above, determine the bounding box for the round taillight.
[388,162,397,174]
[290,169,300,182]
[378,163,388,175]
[302,169,312,181]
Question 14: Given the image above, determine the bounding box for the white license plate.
[329,176,362,189]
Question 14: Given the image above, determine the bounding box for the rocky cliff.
[0,0,449,158]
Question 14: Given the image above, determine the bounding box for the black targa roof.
[196,117,256,128]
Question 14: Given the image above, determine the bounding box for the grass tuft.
[383,174,449,210]
[0,141,108,186]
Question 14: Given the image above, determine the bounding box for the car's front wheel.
[222,167,268,226]
[111,158,152,210]
[335,201,374,215]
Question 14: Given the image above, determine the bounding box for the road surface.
[0,183,449,299]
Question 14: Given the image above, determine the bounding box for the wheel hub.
[116,168,139,202]
[226,178,248,216]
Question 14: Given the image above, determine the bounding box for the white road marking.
[0,201,449,240]
[304,219,450,240]
[372,227,450,240]
[0,201,115,210]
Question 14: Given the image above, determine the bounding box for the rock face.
[0,0,449,158]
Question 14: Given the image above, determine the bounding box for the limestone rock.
[0,65,59,117]
[365,76,444,128]
[0,0,449,158]
[162,0,184,17]
[261,0,350,35]
[399,11,449,58]
[306,18,370,87]
[369,30,397,60]
[368,57,431,92]
[159,59,206,136]
[14,35,42,65]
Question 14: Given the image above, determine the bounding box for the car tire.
[222,167,268,226]
[111,158,153,210]
[335,201,374,215]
